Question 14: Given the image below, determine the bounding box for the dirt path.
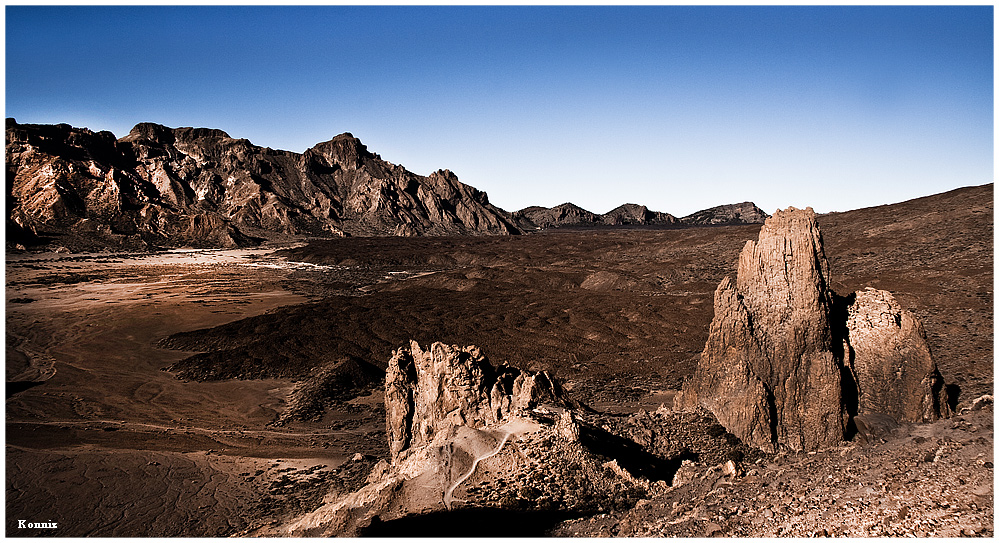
[444,429,514,510]
[443,418,543,510]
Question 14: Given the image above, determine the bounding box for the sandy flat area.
[5,246,372,537]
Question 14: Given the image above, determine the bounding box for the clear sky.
[5,5,993,216]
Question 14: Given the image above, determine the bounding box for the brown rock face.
[385,340,566,462]
[845,288,950,422]
[679,207,948,452]
[679,208,845,451]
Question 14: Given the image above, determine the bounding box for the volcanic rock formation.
[386,341,568,461]
[514,202,679,230]
[676,207,948,452]
[6,120,519,250]
[263,341,656,537]
[513,203,602,230]
[514,201,763,231]
[600,203,678,226]
[845,287,949,424]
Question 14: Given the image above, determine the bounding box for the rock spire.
[676,207,948,452]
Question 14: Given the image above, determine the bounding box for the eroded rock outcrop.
[385,341,567,461]
[260,341,658,537]
[677,207,948,452]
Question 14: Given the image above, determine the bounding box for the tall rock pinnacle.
[676,207,948,452]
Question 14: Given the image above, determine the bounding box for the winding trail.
[443,429,514,510]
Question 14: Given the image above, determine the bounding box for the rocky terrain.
[245,200,986,537]
[5,182,991,537]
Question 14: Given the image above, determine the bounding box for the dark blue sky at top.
[5,5,993,215]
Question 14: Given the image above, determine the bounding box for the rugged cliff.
[6,119,519,250]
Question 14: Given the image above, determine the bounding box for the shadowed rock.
[677,207,948,452]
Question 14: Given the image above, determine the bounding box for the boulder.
[845,288,949,422]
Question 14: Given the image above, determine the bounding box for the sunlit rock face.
[385,340,566,462]
[677,207,948,452]
[845,287,950,423]
[6,119,519,250]
[264,342,649,538]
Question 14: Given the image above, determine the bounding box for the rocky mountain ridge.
[514,201,768,231]
[7,119,769,250]
[6,119,519,250]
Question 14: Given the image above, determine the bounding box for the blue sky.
[5,6,993,216]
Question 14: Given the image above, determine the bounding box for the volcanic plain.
[5,184,993,537]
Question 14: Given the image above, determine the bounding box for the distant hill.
[512,203,601,230]
[680,202,769,225]
[514,201,766,231]
[602,203,678,226]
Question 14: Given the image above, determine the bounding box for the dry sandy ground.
[6,246,380,537]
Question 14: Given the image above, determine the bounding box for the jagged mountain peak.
[304,132,377,170]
